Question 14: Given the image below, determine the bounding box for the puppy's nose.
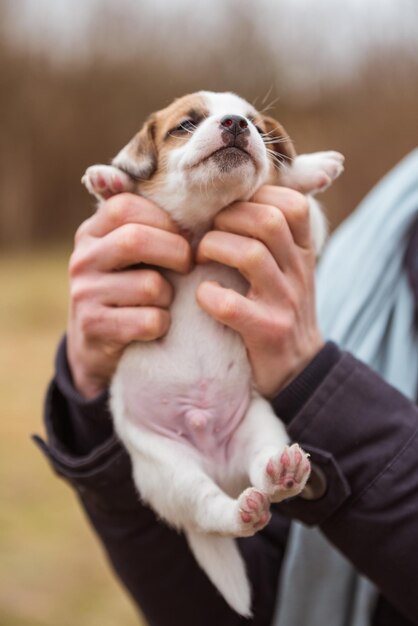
[220,115,249,136]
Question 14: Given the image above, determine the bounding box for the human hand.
[196,186,324,397]
[67,193,192,399]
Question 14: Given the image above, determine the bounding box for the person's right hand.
[67,193,192,400]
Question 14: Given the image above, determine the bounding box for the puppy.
[82,91,344,616]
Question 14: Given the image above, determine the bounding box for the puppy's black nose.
[220,115,249,136]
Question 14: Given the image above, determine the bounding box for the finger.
[214,201,299,272]
[78,193,178,239]
[85,223,192,273]
[93,270,173,308]
[196,231,287,297]
[196,281,256,337]
[88,306,171,344]
[251,186,311,249]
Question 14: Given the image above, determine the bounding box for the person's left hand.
[196,185,324,397]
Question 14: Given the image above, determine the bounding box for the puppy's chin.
[209,147,253,173]
[188,148,260,190]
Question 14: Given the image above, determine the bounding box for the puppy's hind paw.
[82,164,135,200]
[265,443,311,503]
[236,488,271,537]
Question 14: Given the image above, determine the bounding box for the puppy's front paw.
[282,151,344,194]
[236,488,271,537]
[307,151,345,191]
[82,165,135,200]
[264,443,311,503]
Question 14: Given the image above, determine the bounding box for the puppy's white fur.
[83,91,344,616]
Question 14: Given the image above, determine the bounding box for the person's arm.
[274,349,418,623]
[195,186,418,623]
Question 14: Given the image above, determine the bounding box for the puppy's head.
[112,91,295,232]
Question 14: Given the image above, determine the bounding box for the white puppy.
[82,91,344,616]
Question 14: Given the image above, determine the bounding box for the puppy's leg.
[81,164,136,200]
[119,423,259,616]
[120,419,270,537]
[281,151,344,194]
[230,394,311,503]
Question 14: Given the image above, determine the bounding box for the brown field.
[0,248,144,626]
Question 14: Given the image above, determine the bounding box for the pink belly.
[123,377,251,459]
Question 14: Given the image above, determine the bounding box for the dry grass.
[0,248,144,626]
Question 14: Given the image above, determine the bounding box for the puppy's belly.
[113,263,252,459]
[121,376,251,458]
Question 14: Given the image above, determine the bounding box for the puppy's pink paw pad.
[82,165,133,199]
[237,488,271,536]
[265,443,311,502]
[312,152,344,190]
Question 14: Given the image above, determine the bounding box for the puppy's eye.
[255,125,264,135]
[170,119,197,135]
[178,120,196,132]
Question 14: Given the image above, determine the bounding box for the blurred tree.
[0,0,417,248]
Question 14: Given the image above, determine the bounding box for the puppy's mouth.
[196,146,254,171]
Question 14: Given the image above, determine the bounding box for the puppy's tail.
[185,530,252,617]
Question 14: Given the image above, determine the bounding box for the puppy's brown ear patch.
[112,115,157,181]
[262,115,296,165]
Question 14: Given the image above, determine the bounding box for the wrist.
[66,339,109,401]
[271,341,342,424]
[257,333,325,398]
[55,336,110,409]
[71,369,108,400]
[279,335,325,394]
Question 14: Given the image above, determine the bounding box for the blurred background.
[1,0,417,624]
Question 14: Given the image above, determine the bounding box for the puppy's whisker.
[261,85,274,106]
[265,148,287,170]
[262,135,291,145]
[259,95,281,115]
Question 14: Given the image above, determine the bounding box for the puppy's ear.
[112,115,157,182]
[82,117,157,201]
[261,115,296,172]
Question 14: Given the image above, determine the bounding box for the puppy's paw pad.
[82,165,134,200]
[284,151,345,194]
[265,443,311,502]
[312,151,345,189]
[237,488,271,536]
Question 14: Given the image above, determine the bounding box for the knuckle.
[105,193,131,224]
[289,191,310,221]
[242,240,267,271]
[175,236,193,271]
[143,309,168,338]
[68,249,88,278]
[120,223,143,253]
[219,290,239,321]
[142,272,163,301]
[260,207,286,237]
[74,219,90,245]
[80,305,101,339]
[69,279,91,305]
